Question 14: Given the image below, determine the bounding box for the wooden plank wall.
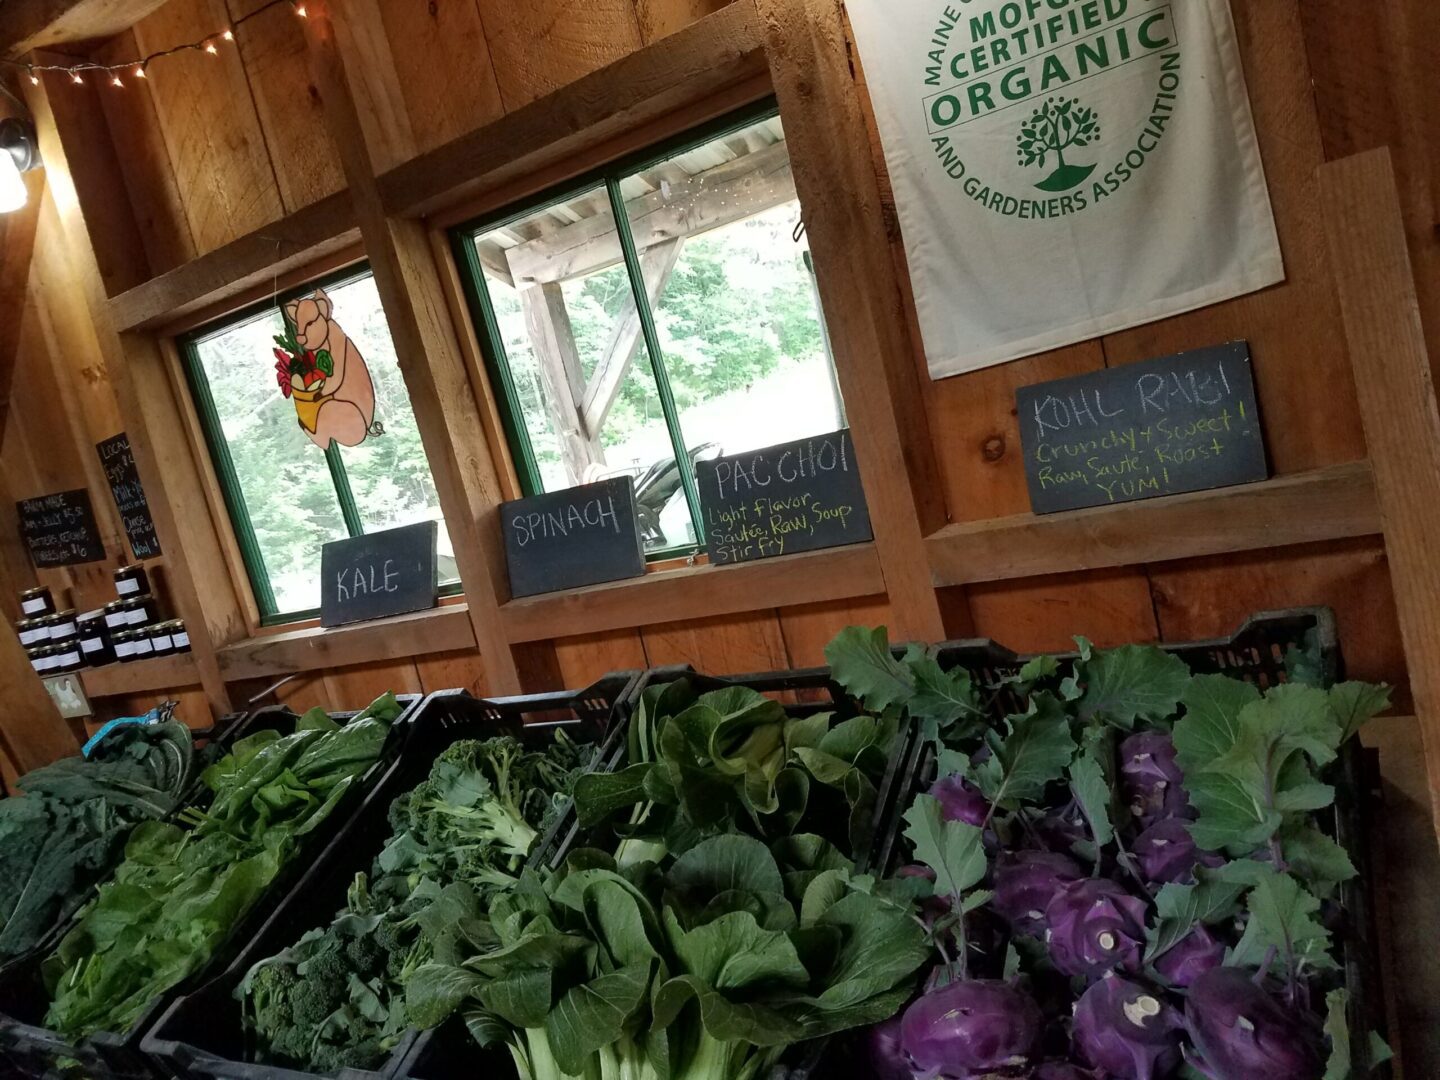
[4,0,1433,726]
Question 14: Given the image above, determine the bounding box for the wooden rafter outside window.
[452,100,846,558]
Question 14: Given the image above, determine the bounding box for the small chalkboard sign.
[503,477,645,598]
[696,429,872,566]
[1016,342,1268,515]
[17,489,106,568]
[319,521,438,628]
[96,433,161,561]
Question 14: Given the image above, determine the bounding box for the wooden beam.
[0,171,41,439]
[0,0,172,57]
[1318,148,1440,840]
[377,1,771,220]
[927,463,1381,586]
[582,238,682,436]
[217,602,476,682]
[303,1,522,693]
[504,139,793,286]
[80,652,198,698]
[755,0,947,642]
[502,541,885,642]
[106,191,359,332]
[519,283,604,482]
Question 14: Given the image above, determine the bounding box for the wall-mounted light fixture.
[0,119,41,214]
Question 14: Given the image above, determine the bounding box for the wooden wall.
[3,0,1434,732]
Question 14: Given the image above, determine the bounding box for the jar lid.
[29,643,58,655]
[111,629,135,642]
[53,608,76,619]
[78,608,105,621]
[104,599,126,611]
[16,616,41,629]
[20,586,48,598]
[115,564,144,574]
[125,593,155,605]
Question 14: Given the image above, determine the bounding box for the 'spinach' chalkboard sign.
[1016,341,1268,515]
[96,433,161,561]
[503,477,645,598]
[697,429,873,566]
[17,489,106,568]
[319,520,438,628]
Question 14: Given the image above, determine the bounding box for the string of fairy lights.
[0,0,308,90]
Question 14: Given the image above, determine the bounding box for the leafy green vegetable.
[1145,877,1245,966]
[41,694,402,1039]
[823,626,913,712]
[0,721,197,961]
[1074,643,1192,729]
[903,795,985,901]
[1068,744,1114,847]
[1225,863,1337,978]
[972,693,1076,811]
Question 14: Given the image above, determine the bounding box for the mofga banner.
[845,0,1284,378]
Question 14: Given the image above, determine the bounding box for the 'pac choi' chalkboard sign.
[503,477,645,598]
[1016,341,1268,515]
[96,433,161,561]
[320,520,438,628]
[697,429,872,566]
[17,489,106,568]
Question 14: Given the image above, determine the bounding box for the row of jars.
[29,620,191,674]
[17,565,189,675]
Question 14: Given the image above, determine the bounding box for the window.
[180,266,459,623]
[455,102,844,556]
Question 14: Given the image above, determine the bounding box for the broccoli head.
[345,933,385,974]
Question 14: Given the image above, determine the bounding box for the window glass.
[463,107,838,555]
[185,267,458,620]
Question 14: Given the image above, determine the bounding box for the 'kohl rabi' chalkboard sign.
[17,489,106,568]
[320,520,438,628]
[697,430,872,566]
[96,433,161,561]
[1016,341,1268,515]
[503,477,645,599]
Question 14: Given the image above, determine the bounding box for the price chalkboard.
[96,433,161,561]
[696,430,872,566]
[319,521,438,628]
[17,489,106,568]
[503,477,645,599]
[1016,341,1268,515]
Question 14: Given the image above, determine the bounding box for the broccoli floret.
[298,943,349,1003]
[345,933,385,974]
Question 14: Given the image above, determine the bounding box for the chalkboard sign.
[16,489,106,568]
[503,477,645,598]
[96,433,161,561]
[319,521,438,628]
[696,429,873,566]
[1016,342,1267,515]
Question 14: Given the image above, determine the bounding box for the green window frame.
[179,262,462,625]
[452,97,832,561]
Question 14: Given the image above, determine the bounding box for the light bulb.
[222,28,234,40]
[0,153,26,214]
[135,66,147,79]
[112,74,124,87]
[70,71,83,84]
[204,41,218,54]
[294,4,307,16]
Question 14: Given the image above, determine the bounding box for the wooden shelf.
[79,652,199,698]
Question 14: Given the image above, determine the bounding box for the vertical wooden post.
[1319,148,1440,843]
[303,0,523,693]
[754,0,947,643]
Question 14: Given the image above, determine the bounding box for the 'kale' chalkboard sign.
[96,433,161,561]
[1016,341,1268,515]
[503,477,645,599]
[320,520,438,628]
[17,489,106,568]
[696,429,872,566]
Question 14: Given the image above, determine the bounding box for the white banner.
[845,0,1284,378]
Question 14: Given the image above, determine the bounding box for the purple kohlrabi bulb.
[1072,974,1184,1080]
[1119,732,1190,825]
[1153,924,1225,988]
[899,979,1043,1076]
[991,851,1085,936]
[1185,967,1324,1080]
[928,774,990,827]
[867,1010,917,1080]
[1043,879,1148,978]
[1132,818,1223,885]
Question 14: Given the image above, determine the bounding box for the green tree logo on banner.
[1016,97,1101,193]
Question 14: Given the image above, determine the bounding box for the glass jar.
[121,594,157,629]
[112,630,137,663]
[51,643,83,674]
[19,586,54,618]
[16,618,47,648]
[114,564,151,598]
[103,600,130,631]
[47,609,78,644]
[77,609,114,667]
[127,630,154,662]
[29,645,58,674]
[169,620,191,654]
[148,624,175,657]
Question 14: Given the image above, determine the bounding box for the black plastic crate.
[787,607,1388,1080]
[141,674,639,1080]
[0,694,422,1080]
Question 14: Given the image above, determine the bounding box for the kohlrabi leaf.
[1323,988,1350,1080]
[972,693,1075,810]
[1279,822,1357,895]
[935,749,969,782]
[1175,675,1261,771]
[902,794,985,901]
[1145,878,1244,964]
[825,626,913,712]
[1327,682,1391,744]
[905,655,980,730]
[1068,747,1113,847]
[1227,865,1337,974]
[1076,644,1191,729]
[1017,655,1059,685]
